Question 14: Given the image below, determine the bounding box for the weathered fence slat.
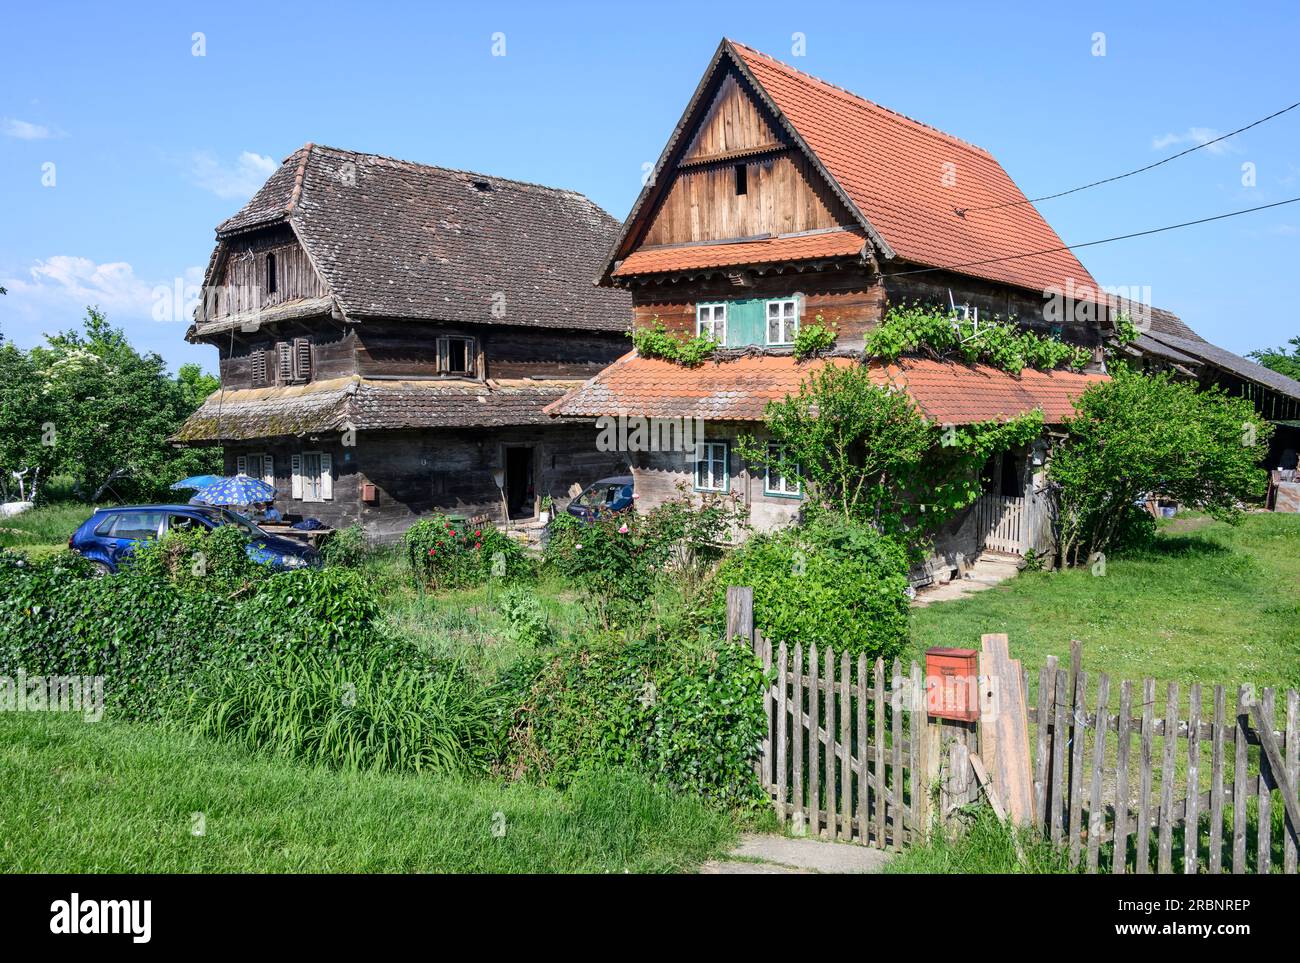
[1233,685,1249,874]
[1286,689,1299,875]
[1257,689,1274,875]
[1184,684,1201,875]
[1068,670,1088,868]
[825,647,837,840]
[874,658,886,848]
[1209,685,1226,875]
[910,661,923,839]
[1113,679,1132,875]
[856,653,868,843]
[1087,674,1110,873]
[1050,669,1069,844]
[775,640,788,822]
[890,659,904,850]
[1034,659,1056,831]
[1137,678,1155,874]
[808,644,820,836]
[1157,682,1179,874]
[791,642,804,831]
[840,650,852,842]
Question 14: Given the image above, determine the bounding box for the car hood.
[251,533,317,557]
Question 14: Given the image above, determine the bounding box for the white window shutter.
[436,337,449,373]
[263,454,274,488]
[236,455,247,475]
[291,454,303,499]
[320,453,333,500]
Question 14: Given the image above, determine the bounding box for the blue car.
[69,504,320,576]
[565,475,634,523]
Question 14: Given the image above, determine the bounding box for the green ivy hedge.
[709,519,911,661]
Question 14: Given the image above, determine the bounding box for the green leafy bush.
[1050,366,1271,566]
[498,586,554,649]
[320,523,370,568]
[543,494,745,618]
[0,543,386,720]
[866,302,1092,373]
[403,514,530,590]
[708,519,910,660]
[502,633,766,807]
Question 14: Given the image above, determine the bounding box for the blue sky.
[2,0,1297,373]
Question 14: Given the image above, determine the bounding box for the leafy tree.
[1048,366,1271,567]
[0,343,57,501]
[738,363,1042,552]
[1247,336,1300,381]
[5,307,219,502]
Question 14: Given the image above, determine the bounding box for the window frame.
[763,444,803,499]
[693,440,730,493]
[766,297,800,346]
[696,302,727,344]
[436,335,477,377]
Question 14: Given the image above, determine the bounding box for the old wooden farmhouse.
[174,144,633,539]
[548,39,1114,576]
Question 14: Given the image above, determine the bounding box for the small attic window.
[266,252,277,294]
[734,164,748,196]
[472,180,493,192]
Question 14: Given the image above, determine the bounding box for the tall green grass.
[0,501,100,550]
[183,648,505,775]
[886,807,1077,874]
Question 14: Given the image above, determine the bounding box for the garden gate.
[729,587,1300,873]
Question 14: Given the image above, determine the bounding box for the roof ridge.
[285,142,314,216]
[726,39,994,158]
[302,143,606,202]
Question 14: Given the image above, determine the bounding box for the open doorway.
[504,446,535,519]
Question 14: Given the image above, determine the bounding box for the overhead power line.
[955,99,1300,216]
[892,196,1300,278]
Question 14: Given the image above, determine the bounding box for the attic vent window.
[472,180,493,192]
[266,252,277,294]
[734,164,747,196]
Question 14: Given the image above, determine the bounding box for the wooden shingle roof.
[213,144,632,333]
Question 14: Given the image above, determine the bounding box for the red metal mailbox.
[925,647,980,722]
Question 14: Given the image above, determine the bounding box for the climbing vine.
[865,302,1093,374]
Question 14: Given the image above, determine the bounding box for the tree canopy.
[0,308,219,502]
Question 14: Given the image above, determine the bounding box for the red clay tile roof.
[878,360,1108,424]
[724,41,1101,297]
[612,229,867,277]
[546,352,1105,425]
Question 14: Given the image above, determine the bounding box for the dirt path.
[700,833,893,874]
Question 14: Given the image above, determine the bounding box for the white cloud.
[3,118,55,140]
[190,149,277,200]
[1,257,205,338]
[1151,127,1239,156]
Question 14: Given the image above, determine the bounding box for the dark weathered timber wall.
[632,269,886,344]
[226,423,630,540]
[215,231,329,317]
[218,326,354,388]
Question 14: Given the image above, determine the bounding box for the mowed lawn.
[0,713,735,873]
[910,513,1300,694]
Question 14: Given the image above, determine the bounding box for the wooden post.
[725,585,754,644]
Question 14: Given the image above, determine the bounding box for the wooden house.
[549,39,1113,575]
[174,144,633,539]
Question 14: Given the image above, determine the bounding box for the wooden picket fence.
[730,588,1300,873]
[1029,646,1300,874]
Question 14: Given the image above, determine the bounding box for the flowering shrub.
[403,514,530,590]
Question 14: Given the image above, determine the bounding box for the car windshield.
[217,508,270,539]
[576,484,624,508]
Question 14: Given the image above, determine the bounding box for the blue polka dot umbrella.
[193,474,277,507]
